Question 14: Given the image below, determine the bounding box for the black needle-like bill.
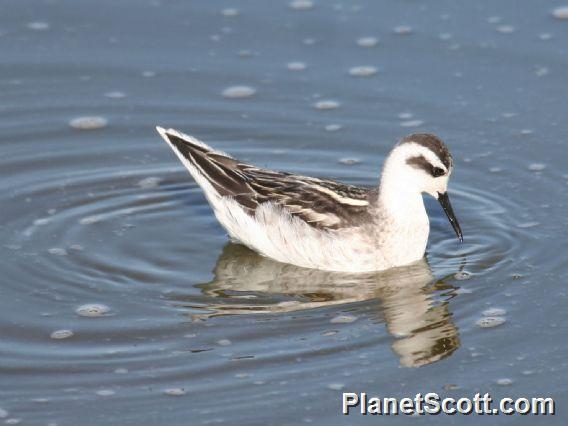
[437,192,463,242]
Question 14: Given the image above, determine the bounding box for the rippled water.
[2,0,568,424]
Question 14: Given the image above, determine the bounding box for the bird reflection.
[193,243,460,367]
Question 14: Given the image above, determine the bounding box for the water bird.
[156,127,462,272]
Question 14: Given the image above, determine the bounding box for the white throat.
[374,155,430,265]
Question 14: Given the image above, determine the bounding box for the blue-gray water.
[1,0,568,424]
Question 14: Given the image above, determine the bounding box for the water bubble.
[0,408,8,419]
[313,100,340,110]
[163,387,187,396]
[104,91,126,99]
[137,177,162,189]
[325,124,342,132]
[394,25,413,35]
[142,70,156,78]
[328,383,345,390]
[287,62,307,71]
[552,6,568,19]
[217,339,232,346]
[69,116,108,130]
[400,119,424,128]
[79,215,103,225]
[235,373,249,379]
[4,419,21,425]
[302,37,316,45]
[487,16,502,24]
[357,37,378,47]
[482,308,507,317]
[398,112,413,119]
[496,25,515,34]
[339,158,361,166]
[114,368,128,374]
[27,21,50,31]
[48,248,67,256]
[222,85,256,99]
[476,316,506,328]
[237,49,255,58]
[496,378,513,386]
[289,0,314,11]
[95,389,116,396]
[33,218,51,226]
[76,303,111,317]
[532,65,548,78]
[539,33,553,40]
[528,163,546,172]
[330,314,357,324]
[50,329,74,339]
[221,8,239,17]
[454,271,472,280]
[348,66,378,77]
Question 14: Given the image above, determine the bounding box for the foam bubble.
[76,303,111,317]
[217,339,232,346]
[454,271,472,280]
[528,163,546,172]
[313,100,340,110]
[69,116,108,130]
[289,0,314,11]
[221,8,239,17]
[104,91,126,99]
[27,22,50,31]
[330,314,357,324]
[482,308,507,316]
[328,383,345,390]
[496,25,515,34]
[357,37,378,47]
[496,378,513,386]
[348,66,378,77]
[137,177,162,189]
[476,316,506,328]
[325,124,342,132]
[50,329,74,339]
[394,25,412,35]
[164,387,187,396]
[400,119,424,128]
[96,389,116,396]
[339,158,361,165]
[222,85,256,99]
[287,62,307,71]
[48,248,67,256]
[552,6,568,19]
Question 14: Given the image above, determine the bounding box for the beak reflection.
[437,192,463,242]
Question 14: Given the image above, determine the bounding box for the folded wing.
[157,127,372,229]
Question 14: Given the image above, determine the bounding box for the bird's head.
[382,133,463,242]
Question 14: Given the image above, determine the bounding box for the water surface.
[1,0,568,424]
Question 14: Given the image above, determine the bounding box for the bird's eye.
[432,167,445,177]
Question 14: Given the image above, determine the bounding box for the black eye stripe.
[406,155,446,177]
[401,133,453,169]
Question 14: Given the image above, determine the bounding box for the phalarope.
[156,127,462,272]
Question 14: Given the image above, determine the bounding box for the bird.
[156,127,462,272]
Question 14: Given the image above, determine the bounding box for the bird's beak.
[437,192,463,242]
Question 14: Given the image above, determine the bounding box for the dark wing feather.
[161,128,372,229]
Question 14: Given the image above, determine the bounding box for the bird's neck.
[374,166,430,265]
